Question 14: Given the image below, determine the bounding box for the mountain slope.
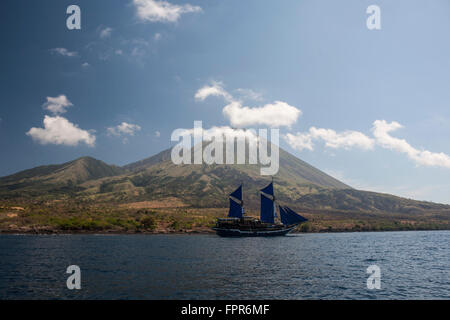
[123,145,349,188]
[0,157,123,197]
[295,189,450,214]
[0,146,449,217]
[81,143,349,207]
[277,147,349,189]
[81,146,448,214]
[123,148,173,172]
[95,158,449,214]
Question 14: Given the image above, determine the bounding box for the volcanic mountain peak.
[1,145,448,216]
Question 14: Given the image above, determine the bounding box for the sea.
[0,231,448,299]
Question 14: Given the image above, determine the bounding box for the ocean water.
[0,231,448,299]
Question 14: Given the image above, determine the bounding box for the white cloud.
[195,82,301,128]
[202,126,258,143]
[81,62,90,68]
[284,127,374,152]
[195,79,450,171]
[26,116,95,147]
[373,120,450,168]
[309,127,375,150]
[180,125,260,145]
[285,119,450,170]
[235,88,263,101]
[223,100,300,128]
[155,130,161,137]
[195,81,232,102]
[99,27,113,39]
[154,33,162,41]
[284,132,314,151]
[107,122,141,137]
[50,48,78,57]
[133,0,202,23]
[42,95,73,115]
[372,120,414,154]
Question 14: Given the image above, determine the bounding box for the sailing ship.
[212,181,308,237]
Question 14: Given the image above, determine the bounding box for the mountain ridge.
[0,156,123,197]
[0,145,449,216]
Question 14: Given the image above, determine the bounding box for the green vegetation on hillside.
[0,200,448,234]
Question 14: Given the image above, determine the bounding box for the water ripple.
[0,231,449,299]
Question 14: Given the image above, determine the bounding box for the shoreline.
[1,227,449,236]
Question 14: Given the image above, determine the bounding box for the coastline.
[1,226,449,235]
[2,203,449,236]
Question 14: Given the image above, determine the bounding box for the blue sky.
[1,0,450,204]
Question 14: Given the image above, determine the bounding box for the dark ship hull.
[213,224,296,237]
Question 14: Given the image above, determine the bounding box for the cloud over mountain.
[195,82,301,128]
[285,119,450,170]
[223,100,301,128]
[133,0,202,23]
[285,128,374,151]
[195,81,232,102]
[372,120,450,168]
[107,122,141,137]
[26,116,95,147]
[42,95,73,115]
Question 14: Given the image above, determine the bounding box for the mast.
[241,181,245,216]
[271,176,274,202]
[272,176,278,223]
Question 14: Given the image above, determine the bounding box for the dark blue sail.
[278,206,290,225]
[260,182,274,196]
[279,206,307,225]
[260,194,275,223]
[285,207,308,222]
[228,198,243,218]
[230,185,242,201]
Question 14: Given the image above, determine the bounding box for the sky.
[1,0,450,204]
